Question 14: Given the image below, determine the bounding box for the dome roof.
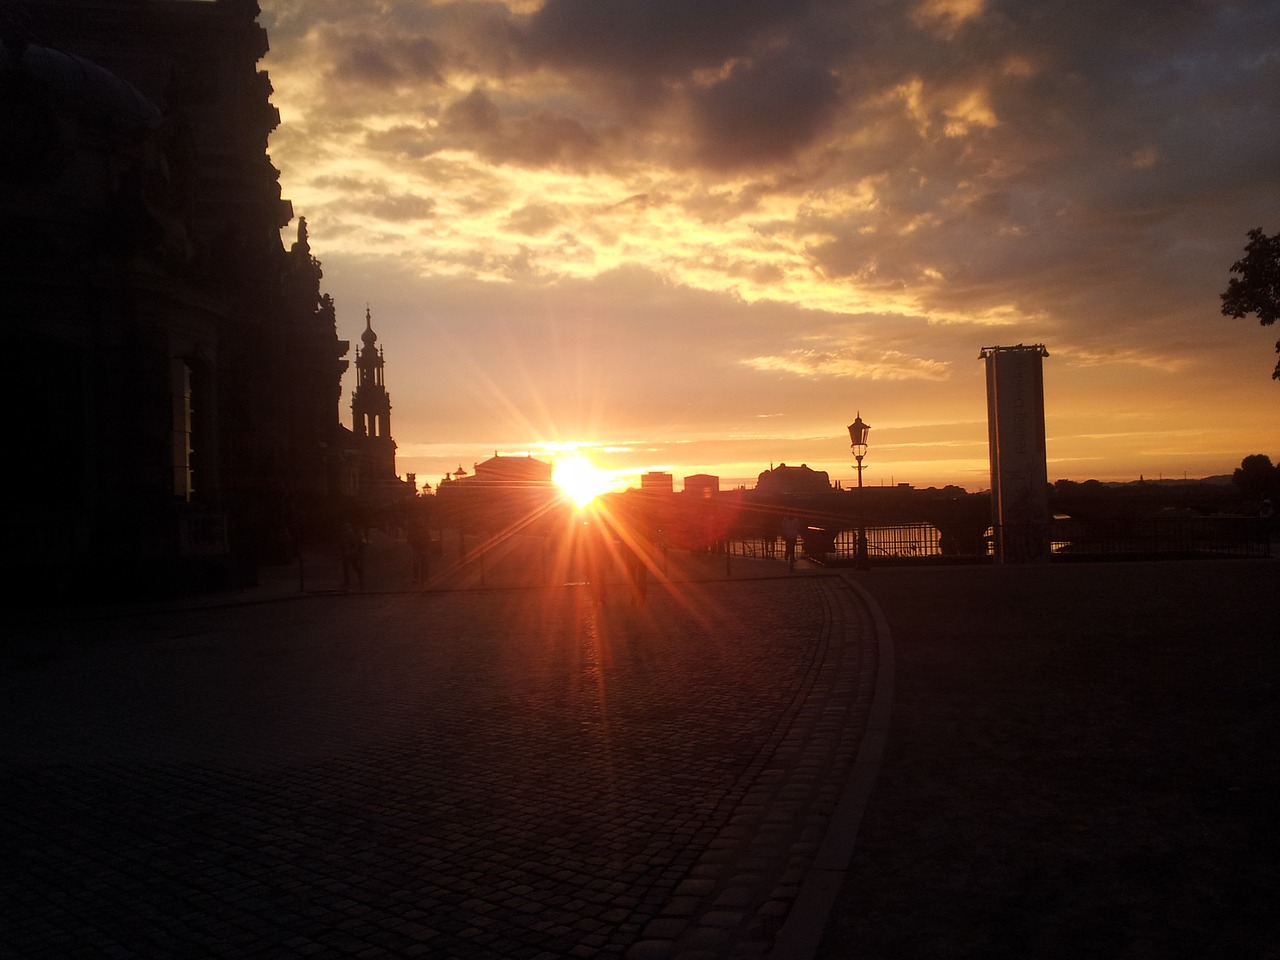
[361,307,377,346]
[2,40,160,130]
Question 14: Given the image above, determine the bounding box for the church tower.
[351,307,397,481]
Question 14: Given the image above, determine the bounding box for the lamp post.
[848,413,870,568]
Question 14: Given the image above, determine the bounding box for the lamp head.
[847,413,870,457]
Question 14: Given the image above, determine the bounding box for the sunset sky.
[258,0,1279,492]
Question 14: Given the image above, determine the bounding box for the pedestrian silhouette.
[782,516,800,570]
[340,522,365,591]
[582,519,610,603]
[407,511,431,587]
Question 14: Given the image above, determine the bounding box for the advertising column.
[982,344,1050,563]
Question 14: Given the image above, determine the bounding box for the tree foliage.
[1231,454,1279,500]
[1221,228,1280,380]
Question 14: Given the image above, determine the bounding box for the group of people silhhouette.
[326,499,830,596]
[329,498,825,596]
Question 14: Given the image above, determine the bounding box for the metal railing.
[723,517,1272,565]
[831,524,944,559]
[1050,516,1270,559]
[725,536,786,560]
[729,524,957,563]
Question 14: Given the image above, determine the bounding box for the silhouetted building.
[471,455,554,486]
[684,474,721,498]
[754,463,830,498]
[437,455,559,535]
[641,471,674,494]
[981,343,1051,563]
[1,1,350,596]
[350,307,397,482]
[334,307,415,518]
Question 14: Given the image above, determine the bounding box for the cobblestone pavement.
[1,566,875,959]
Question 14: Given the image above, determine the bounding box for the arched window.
[171,358,194,499]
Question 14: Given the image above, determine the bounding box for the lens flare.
[553,453,614,509]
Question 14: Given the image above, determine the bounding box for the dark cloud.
[361,97,603,170]
[689,56,841,169]
[363,124,436,159]
[443,88,502,133]
[305,177,437,222]
[324,31,448,87]
[330,34,445,87]
[771,0,1280,337]
[361,193,436,222]
[440,88,605,168]
[506,204,563,236]
[524,0,812,81]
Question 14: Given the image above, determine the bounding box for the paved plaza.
[820,558,1280,960]
[4,542,1278,959]
[2,551,876,960]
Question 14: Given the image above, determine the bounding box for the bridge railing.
[1050,516,1270,559]
[738,516,1273,565]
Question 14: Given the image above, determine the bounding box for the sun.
[552,453,615,509]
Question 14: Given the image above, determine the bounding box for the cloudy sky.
[258,0,1279,491]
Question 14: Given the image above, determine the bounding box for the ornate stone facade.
[1,0,350,597]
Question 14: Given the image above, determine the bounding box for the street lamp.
[847,413,870,568]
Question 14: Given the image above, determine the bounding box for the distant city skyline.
[389,432,1242,497]
[342,305,1271,495]
[263,0,1280,492]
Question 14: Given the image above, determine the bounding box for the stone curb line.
[768,572,895,959]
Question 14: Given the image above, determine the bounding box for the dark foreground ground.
[1,549,870,960]
[2,546,1277,960]
[818,558,1280,960]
